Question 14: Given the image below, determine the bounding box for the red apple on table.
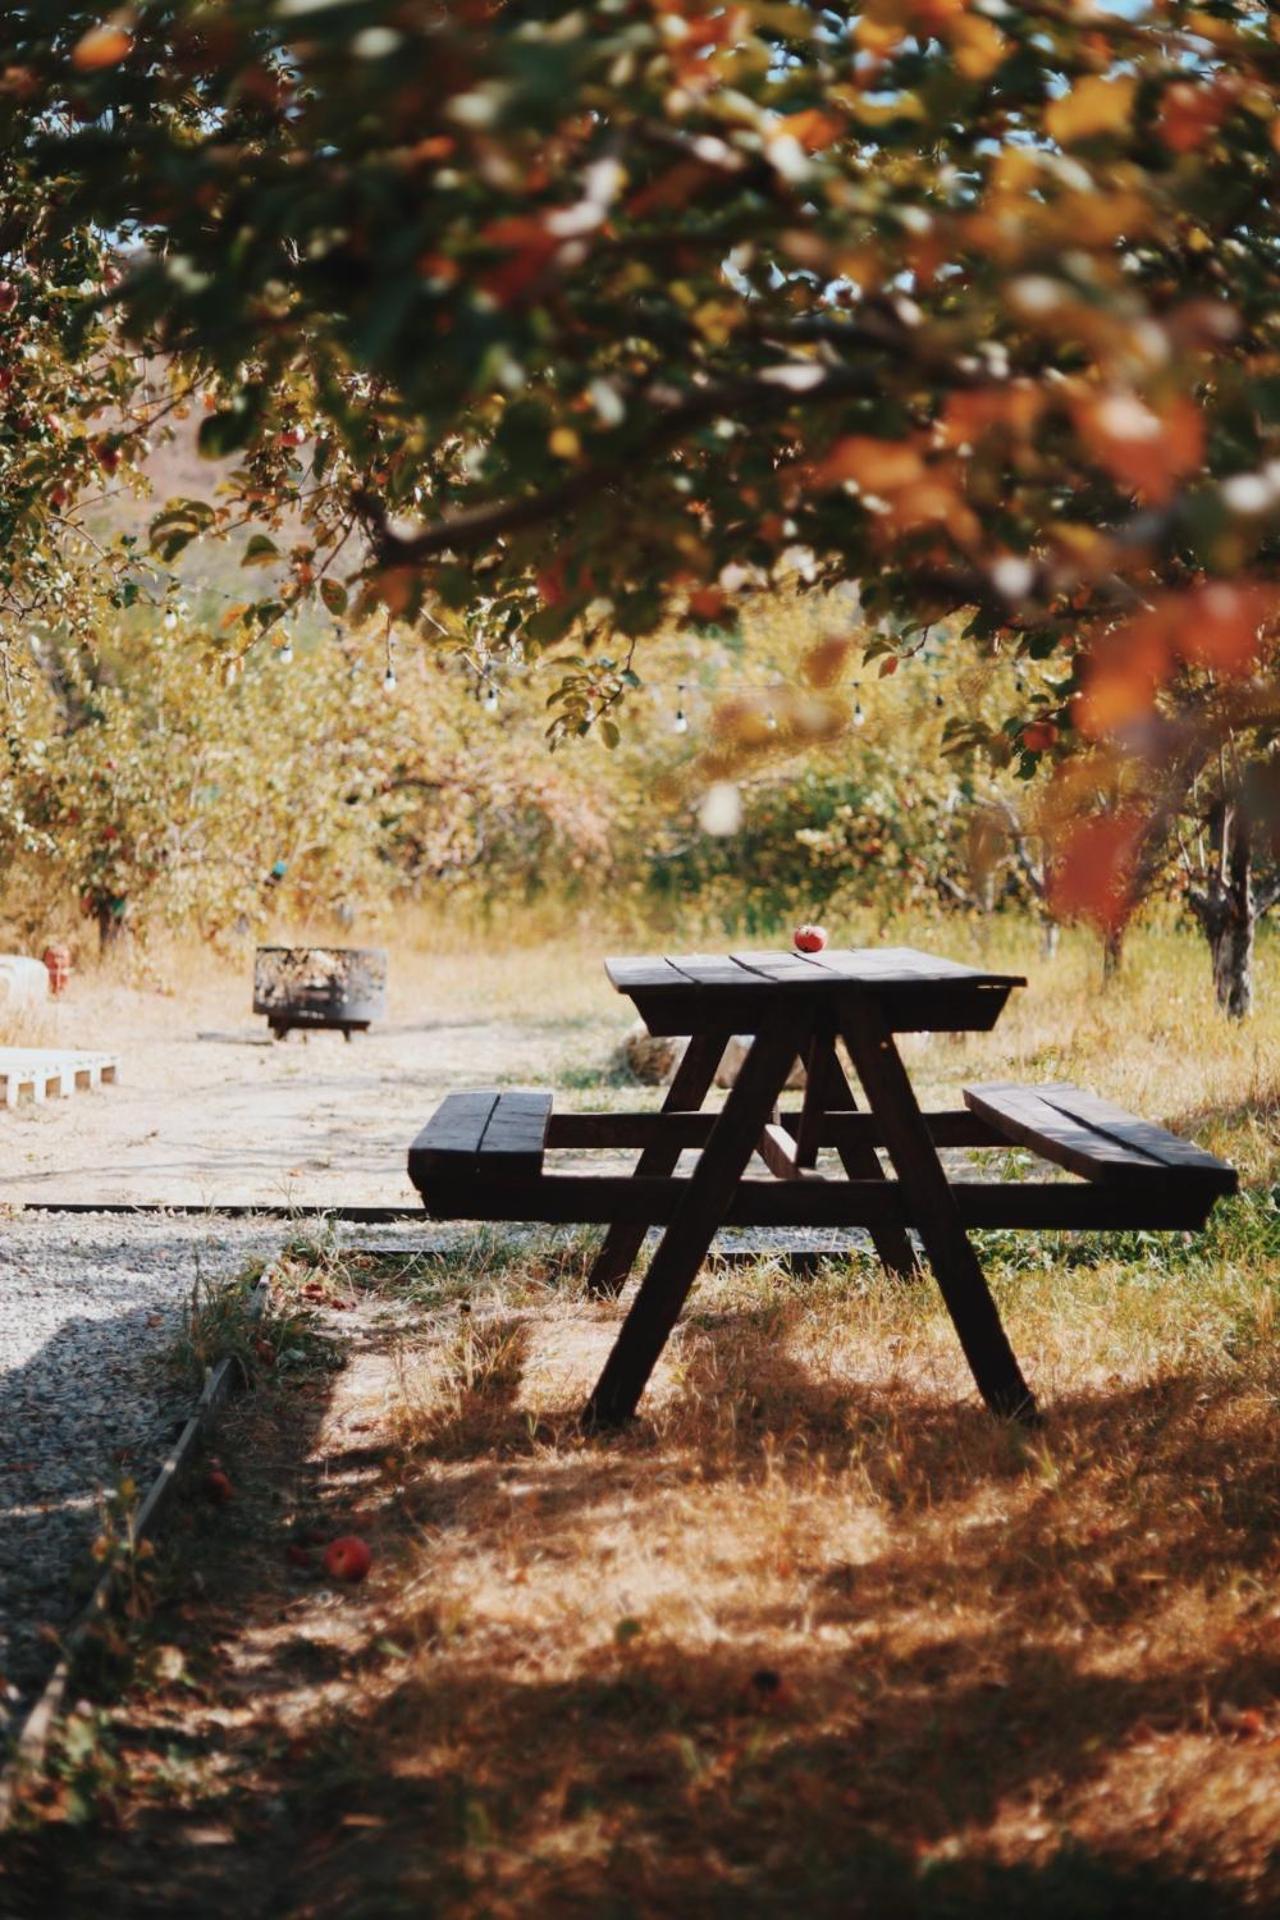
[323,1535,372,1584]
[794,924,828,953]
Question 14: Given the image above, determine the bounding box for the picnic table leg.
[585,1030,729,1298]
[583,1026,802,1429]
[840,1003,1037,1422]
[811,1039,920,1280]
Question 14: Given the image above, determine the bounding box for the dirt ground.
[0,952,630,1209]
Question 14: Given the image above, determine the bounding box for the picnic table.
[409,946,1237,1430]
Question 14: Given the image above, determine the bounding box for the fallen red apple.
[323,1534,372,1584]
[794,923,827,953]
[205,1466,233,1505]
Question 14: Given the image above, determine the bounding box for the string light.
[382,663,398,693]
[673,681,688,733]
[852,680,866,727]
[483,683,499,713]
[279,637,294,665]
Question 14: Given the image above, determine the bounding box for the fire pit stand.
[253,946,388,1041]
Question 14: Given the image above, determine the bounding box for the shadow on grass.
[6,1294,1278,1918]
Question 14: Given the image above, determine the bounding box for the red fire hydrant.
[42,943,72,996]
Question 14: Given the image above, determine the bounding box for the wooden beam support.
[583,1031,727,1298]
[841,1000,1036,1421]
[414,1173,1217,1233]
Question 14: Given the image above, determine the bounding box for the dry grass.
[6,918,1280,1916]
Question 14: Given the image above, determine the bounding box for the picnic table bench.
[409,947,1236,1429]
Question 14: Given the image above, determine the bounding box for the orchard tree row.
[0,3,1278,1002]
[2,599,1272,1012]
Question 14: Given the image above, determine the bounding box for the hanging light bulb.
[279,637,294,665]
[483,683,499,714]
[673,682,688,733]
[382,664,397,694]
[853,699,866,728]
[163,608,178,631]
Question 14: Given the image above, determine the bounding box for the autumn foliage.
[0,3,1277,949]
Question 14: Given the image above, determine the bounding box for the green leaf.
[601,718,620,749]
[198,390,261,460]
[241,534,279,567]
[319,578,348,616]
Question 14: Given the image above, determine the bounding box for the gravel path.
[0,1212,439,1751]
[0,1205,878,1753]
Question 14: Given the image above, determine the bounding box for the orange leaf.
[801,635,853,688]
[1179,583,1269,676]
[940,384,1044,448]
[1074,391,1203,504]
[949,15,1007,81]
[1074,608,1171,738]
[72,24,133,71]
[1047,813,1146,935]
[779,107,846,151]
[1045,75,1137,147]
[370,567,418,617]
[1156,81,1229,155]
[812,436,925,493]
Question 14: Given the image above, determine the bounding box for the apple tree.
[2,2,1279,996]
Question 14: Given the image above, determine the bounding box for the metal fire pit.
[253,946,388,1041]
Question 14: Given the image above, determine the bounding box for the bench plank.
[412,1089,498,1159]
[1037,1083,1237,1192]
[409,1089,554,1195]
[964,1081,1236,1194]
[478,1090,554,1176]
[965,1082,1167,1184]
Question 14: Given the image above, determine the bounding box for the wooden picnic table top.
[606,946,1026,1035]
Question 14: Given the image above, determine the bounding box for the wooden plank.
[548,1111,716,1150]
[545,1108,1002,1153]
[756,1121,820,1181]
[666,953,763,987]
[413,1173,1222,1233]
[407,1090,499,1191]
[0,1048,120,1107]
[964,1083,1171,1184]
[585,1031,727,1297]
[814,946,1023,985]
[842,1003,1037,1421]
[1038,1083,1238,1192]
[728,949,831,984]
[620,978,1019,1038]
[820,1038,919,1278]
[605,956,694,993]
[788,1109,1003,1151]
[479,1090,553,1176]
[584,1026,803,1428]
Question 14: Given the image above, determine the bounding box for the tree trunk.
[1101,924,1124,981]
[1210,816,1254,1020]
[1188,803,1256,1020]
[96,902,125,953]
